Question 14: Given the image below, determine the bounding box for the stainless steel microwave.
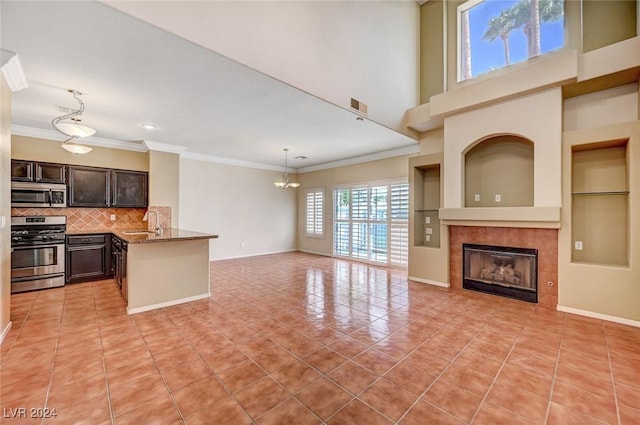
[11,182,67,208]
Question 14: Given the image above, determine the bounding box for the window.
[304,188,324,238]
[458,0,564,81]
[333,181,408,269]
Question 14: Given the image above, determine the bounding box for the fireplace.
[463,243,538,303]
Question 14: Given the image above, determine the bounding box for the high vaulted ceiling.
[2,1,418,171]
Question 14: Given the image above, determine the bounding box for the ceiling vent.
[350,98,368,115]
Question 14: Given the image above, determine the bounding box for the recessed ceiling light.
[141,123,156,130]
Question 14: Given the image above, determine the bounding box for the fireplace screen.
[463,244,538,303]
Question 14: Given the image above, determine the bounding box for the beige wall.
[297,155,409,256]
[564,83,639,131]
[420,0,444,103]
[179,158,297,260]
[148,151,179,227]
[127,239,209,314]
[1,77,11,341]
[583,0,637,52]
[12,135,149,171]
[444,87,563,211]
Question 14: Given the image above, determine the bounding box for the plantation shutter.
[332,181,408,269]
[389,183,409,268]
[304,188,324,238]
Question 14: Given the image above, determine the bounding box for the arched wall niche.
[463,134,534,207]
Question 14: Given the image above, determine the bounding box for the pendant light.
[274,148,300,189]
[53,89,95,154]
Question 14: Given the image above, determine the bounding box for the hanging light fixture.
[274,148,300,189]
[52,89,95,154]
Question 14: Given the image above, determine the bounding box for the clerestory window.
[457,0,564,82]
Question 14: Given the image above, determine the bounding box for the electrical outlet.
[474,194,480,202]
[574,241,583,250]
[495,194,502,202]
[110,214,116,221]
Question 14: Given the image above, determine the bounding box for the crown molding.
[297,144,420,173]
[180,151,286,172]
[11,125,147,152]
[144,140,187,154]
[0,52,28,92]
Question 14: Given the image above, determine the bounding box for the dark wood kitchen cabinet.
[67,166,110,207]
[36,162,66,183]
[66,233,112,283]
[11,160,66,183]
[68,165,148,208]
[111,169,148,208]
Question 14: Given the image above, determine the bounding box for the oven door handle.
[11,243,65,250]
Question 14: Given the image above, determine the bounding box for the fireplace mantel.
[440,206,561,229]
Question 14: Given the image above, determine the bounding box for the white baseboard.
[127,293,210,315]
[0,321,12,345]
[211,249,298,261]
[409,276,450,288]
[297,249,331,257]
[557,305,640,328]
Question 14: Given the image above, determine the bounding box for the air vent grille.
[350,98,368,115]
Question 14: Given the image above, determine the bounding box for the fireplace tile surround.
[450,226,558,307]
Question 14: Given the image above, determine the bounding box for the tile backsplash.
[11,206,173,232]
[12,207,146,231]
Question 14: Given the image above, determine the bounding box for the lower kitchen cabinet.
[66,234,112,283]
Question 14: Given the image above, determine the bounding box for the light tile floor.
[1,252,639,424]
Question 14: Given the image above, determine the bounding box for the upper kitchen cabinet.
[68,166,110,207]
[111,169,148,208]
[11,160,66,184]
[67,165,148,208]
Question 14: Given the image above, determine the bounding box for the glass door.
[333,182,407,268]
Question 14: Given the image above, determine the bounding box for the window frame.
[456,0,566,83]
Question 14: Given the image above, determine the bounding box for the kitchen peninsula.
[111,228,218,314]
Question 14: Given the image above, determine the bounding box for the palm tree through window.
[458,0,564,81]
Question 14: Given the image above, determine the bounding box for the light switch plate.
[574,241,583,250]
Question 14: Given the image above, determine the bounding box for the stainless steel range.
[11,216,67,293]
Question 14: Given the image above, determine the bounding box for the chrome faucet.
[143,210,162,235]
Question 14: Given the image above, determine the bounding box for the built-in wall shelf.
[572,191,629,196]
[408,153,449,286]
[572,141,628,266]
[412,163,441,248]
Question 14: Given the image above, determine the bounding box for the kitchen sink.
[122,231,154,235]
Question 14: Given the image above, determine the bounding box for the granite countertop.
[67,228,219,244]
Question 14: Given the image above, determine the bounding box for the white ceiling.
[2,1,418,171]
